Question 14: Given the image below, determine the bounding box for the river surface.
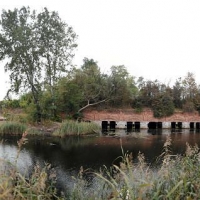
[0,129,200,191]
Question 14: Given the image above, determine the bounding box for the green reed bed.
[67,136,200,200]
[53,120,100,137]
[0,121,27,135]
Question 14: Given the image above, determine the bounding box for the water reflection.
[0,144,33,173]
[1,129,200,190]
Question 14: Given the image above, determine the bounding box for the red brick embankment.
[83,109,200,122]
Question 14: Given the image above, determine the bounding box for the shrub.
[183,101,195,113]
[152,94,175,118]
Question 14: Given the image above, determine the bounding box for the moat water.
[0,129,200,191]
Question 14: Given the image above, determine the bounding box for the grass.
[0,121,27,135]
[52,120,101,137]
[0,119,100,137]
[1,133,200,199]
[0,163,59,200]
[0,132,60,200]
[66,136,200,199]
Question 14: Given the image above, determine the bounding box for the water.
[0,129,200,191]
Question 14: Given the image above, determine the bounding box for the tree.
[56,76,83,117]
[182,72,198,100]
[172,78,184,109]
[0,7,77,122]
[152,92,175,118]
[74,58,108,112]
[136,79,160,107]
[108,65,136,107]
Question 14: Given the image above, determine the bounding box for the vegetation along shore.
[0,5,200,200]
[0,135,200,199]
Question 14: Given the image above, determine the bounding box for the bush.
[183,101,195,113]
[152,94,175,118]
[1,99,20,109]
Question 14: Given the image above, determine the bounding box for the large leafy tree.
[73,58,108,112]
[56,76,83,117]
[136,79,161,107]
[108,65,137,107]
[0,7,77,122]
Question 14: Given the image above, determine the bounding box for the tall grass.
[0,121,27,135]
[53,120,100,137]
[0,163,59,200]
[0,132,60,199]
[67,136,200,199]
[1,133,200,199]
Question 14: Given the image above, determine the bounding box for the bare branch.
[78,99,107,113]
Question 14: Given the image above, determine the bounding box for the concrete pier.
[94,120,200,130]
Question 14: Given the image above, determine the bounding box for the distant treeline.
[1,58,200,121]
[0,7,199,122]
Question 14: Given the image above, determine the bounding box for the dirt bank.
[83,108,200,122]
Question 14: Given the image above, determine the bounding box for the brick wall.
[83,109,200,122]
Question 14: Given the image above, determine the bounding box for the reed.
[0,121,27,135]
[1,133,200,199]
[25,127,44,136]
[0,132,60,200]
[0,160,59,199]
[68,136,200,199]
[53,120,100,137]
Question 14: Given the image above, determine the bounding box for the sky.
[1,0,200,100]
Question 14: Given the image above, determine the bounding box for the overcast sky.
[1,0,200,100]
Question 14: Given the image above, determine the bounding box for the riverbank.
[0,120,101,137]
[83,108,200,122]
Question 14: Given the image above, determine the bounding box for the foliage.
[0,133,59,199]
[67,137,200,199]
[1,133,200,199]
[1,99,20,109]
[193,94,200,114]
[182,72,198,100]
[0,6,77,122]
[73,58,109,112]
[53,120,100,137]
[4,112,28,124]
[1,7,200,119]
[39,90,60,121]
[173,78,184,109]
[152,93,175,118]
[0,121,26,135]
[25,127,44,136]
[108,65,137,107]
[56,76,83,116]
[0,163,59,199]
[182,100,195,113]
